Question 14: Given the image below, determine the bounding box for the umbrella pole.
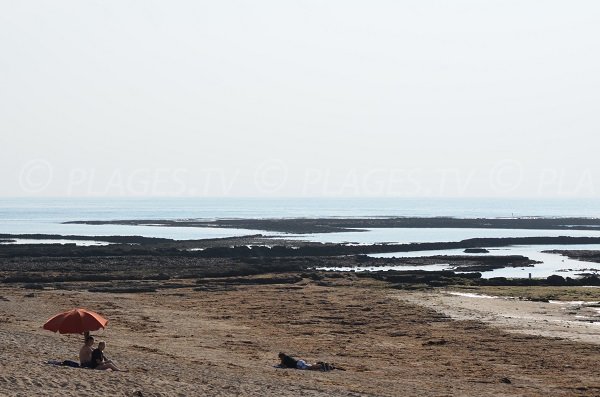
[84,330,90,341]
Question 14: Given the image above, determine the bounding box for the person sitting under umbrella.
[90,341,125,371]
[79,336,95,367]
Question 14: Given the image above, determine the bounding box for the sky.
[1,1,599,197]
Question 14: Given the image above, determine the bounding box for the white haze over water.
[1,1,600,197]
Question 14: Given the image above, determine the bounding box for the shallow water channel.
[319,244,600,279]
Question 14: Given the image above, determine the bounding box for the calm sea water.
[2,197,600,278]
[289,227,600,245]
[0,196,599,239]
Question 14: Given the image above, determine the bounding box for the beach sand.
[1,277,599,396]
[397,287,600,345]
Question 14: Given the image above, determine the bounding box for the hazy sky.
[1,1,599,197]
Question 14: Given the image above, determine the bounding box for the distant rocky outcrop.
[64,217,600,234]
[464,248,490,253]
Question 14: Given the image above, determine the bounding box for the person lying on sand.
[90,341,125,371]
[278,352,336,371]
[79,336,94,368]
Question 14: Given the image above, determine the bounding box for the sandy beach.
[1,276,599,397]
[4,0,600,394]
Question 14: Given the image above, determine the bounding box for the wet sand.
[1,277,599,397]
[397,288,600,345]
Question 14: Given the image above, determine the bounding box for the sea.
[2,197,600,278]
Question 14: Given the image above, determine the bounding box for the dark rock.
[23,283,45,290]
[62,217,600,234]
[546,275,566,285]
[196,275,302,286]
[423,339,447,346]
[88,286,157,293]
[464,248,489,253]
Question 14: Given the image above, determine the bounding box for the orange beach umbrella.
[43,308,108,334]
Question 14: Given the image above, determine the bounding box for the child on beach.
[90,341,126,371]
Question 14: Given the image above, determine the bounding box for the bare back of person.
[79,336,94,367]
